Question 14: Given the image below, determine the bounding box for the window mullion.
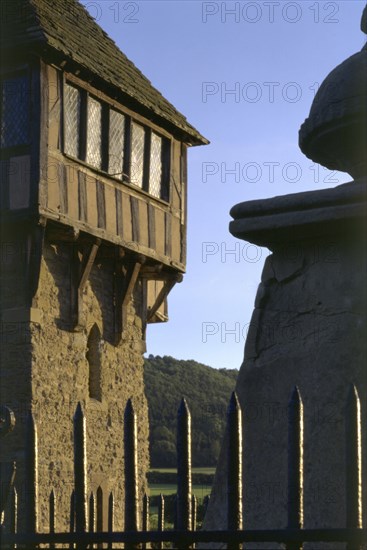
[124,117,132,183]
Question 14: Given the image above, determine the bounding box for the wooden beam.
[115,254,145,344]
[72,238,101,330]
[78,240,101,293]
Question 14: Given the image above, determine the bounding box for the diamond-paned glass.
[149,133,162,198]
[131,122,145,188]
[86,97,102,169]
[1,74,29,148]
[64,83,80,158]
[108,109,125,178]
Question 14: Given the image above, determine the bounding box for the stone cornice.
[229,180,367,248]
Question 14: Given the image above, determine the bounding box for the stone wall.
[0,234,150,532]
[203,182,367,550]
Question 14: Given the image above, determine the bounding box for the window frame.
[62,75,171,202]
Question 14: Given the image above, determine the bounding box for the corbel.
[71,238,101,330]
[146,273,183,324]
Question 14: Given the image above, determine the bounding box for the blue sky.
[81,0,366,369]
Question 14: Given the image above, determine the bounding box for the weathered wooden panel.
[171,215,181,264]
[66,164,79,219]
[154,209,165,256]
[47,160,60,211]
[147,280,167,323]
[9,156,31,210]
[148,204,156,250]
[138,201,149,247]
[86,174,98,227]
[130,196,140,243]
[78,171,87,222]
[170,139,181,212]
[104,184,116,234]
[59,163,68,214]
[96,180,106,229]
[122,192,133,243]
[164,212,172,258]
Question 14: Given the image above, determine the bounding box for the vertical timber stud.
[124,399,140,550]
[287,387,304,550]
[74,403,87,550]
[346,385,362,550]
[227,392,243,550]
[25,411,38,547]
[177,398,192,549]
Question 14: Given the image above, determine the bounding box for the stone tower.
[204,8,366,549]
[0,0,208,532]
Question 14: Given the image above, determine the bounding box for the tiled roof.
[1,0,208,146]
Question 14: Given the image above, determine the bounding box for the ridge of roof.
[1,0,209,145]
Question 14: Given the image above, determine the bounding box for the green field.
[149,467,215,475]
[148,467,214,504]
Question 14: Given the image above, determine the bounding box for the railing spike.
[346,384,362,550]
[124,398,140,548]
[49,489,56,550]
[25,410,38,540]
[73,402,87,545]
[108,492,114,550]
[227,391,243,550]
[142,493,149,550]
[287,386,304,550]
[177,397,192,541]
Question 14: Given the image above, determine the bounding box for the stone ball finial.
[299,6,367,180]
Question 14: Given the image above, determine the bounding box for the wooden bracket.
[114,254,145,344]
[146,273,183,323]
[72,238,101,330]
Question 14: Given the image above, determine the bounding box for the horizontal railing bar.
[1,528,366,544]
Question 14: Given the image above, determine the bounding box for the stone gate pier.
[204,8,367,550]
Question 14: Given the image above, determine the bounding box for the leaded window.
[0,74,29,149]
[149,132,163,198]
[108,109,125,178]
[86,96,102,169]
[131,122,145,188]
[64,83,80,158]
[62,78,170,201]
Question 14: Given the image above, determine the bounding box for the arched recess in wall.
[86,323,102,401]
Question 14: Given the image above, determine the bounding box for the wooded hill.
[144,355,238,467]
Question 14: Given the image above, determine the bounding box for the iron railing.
[0,386,366,549]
